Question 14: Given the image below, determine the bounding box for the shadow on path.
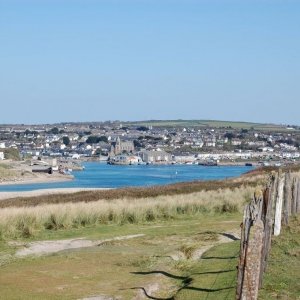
[129,268,235,299]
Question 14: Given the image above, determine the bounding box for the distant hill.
[125,119,290,131]
[1,119,297,132]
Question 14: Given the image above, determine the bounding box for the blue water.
[0,162,254,192]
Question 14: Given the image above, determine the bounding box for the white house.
[0,152,4,160]
[140,150,172,163]
[174,155,195,163]
[109,154,142,165]
[231,139,242,146]
[0,142,5,149]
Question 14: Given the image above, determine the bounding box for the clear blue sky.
[0,0,299,125]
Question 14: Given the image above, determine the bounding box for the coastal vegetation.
[0,185,255,240]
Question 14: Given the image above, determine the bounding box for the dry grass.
[0,186,254,240]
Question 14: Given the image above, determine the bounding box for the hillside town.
[1,121,300,167]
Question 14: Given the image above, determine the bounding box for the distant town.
[1,120,300,168]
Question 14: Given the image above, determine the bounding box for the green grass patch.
[126,119,296,131]
[259,216,300,299]
[0,215,242,299]
[174,241,240,300]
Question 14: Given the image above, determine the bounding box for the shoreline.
[0,187,110,201]
[0,174,74,186]
[0,163,258,201]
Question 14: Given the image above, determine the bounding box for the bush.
[3,148,20,161]
[214,201,238,213]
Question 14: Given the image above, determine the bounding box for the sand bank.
[0,187,109,201]
[0,173,74,186]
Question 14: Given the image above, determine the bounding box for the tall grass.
[0,186,254,239]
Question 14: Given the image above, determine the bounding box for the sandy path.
[15,234,145,257]
[169,231,240,261]
[0,187,110,200]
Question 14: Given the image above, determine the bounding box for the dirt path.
[15,234,145,257]
[132,231,240,299]
[192,231,240,260]
[169,231,240,261]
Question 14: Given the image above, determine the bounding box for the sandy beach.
[0,173,74,186]
[0,187,109,201]
[0,159,76,186]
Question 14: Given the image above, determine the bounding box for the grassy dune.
[0,186,254,240]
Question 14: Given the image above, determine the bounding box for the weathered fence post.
[259,173,276,287]
[241,219,264,300]
[274,172,285,236]
[292,177,298,215]
[236,205,251,299]
[297,179,300,213]
[236,189,265,300]
[282,172,291,225]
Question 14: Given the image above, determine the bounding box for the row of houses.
[1,122,300,164]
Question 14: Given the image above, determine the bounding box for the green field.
[127,119,293,131]
[0,215,241,300]
[7,211,298,300]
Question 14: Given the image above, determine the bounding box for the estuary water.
[0,162,254,192]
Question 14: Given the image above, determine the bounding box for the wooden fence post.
[259,173,276,288]
[292,177,298,215]
[274,172,285,236]
[236,204,252,300]
[297,180,300,213]
[241,219,264,300]
[282,172,291,225]
[237,189,265,299]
